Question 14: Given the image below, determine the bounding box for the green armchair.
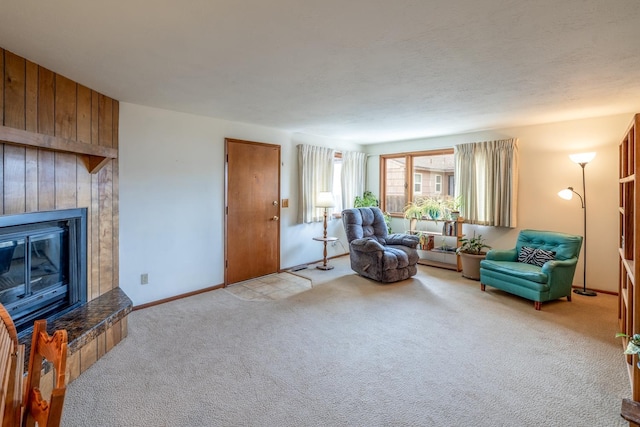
[479,229,583,310]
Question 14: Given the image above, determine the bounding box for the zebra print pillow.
[517,246,556,267]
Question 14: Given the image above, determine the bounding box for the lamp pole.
[573,161,596,296]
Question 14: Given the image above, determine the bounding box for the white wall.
[120,103,632,304]
[119,103,362,305]
[366,113,634,293]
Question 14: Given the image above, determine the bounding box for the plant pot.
[459,252,486,280]
[450,211,460,220]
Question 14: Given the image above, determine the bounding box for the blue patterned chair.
[479,229,583,310]
[342,207,419,283]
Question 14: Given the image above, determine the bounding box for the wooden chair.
[22,320,68,427]
[0,303,25,427]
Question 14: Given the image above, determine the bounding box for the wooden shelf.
[0,125,117,174]
[411,218,463,271]
[417,258,461,271]
[619,113,640,403]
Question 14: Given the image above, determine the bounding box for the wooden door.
[225,139,280,284]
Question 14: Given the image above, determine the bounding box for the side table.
[313,236,338,270]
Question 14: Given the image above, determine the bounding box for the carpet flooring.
[62,256,629,426]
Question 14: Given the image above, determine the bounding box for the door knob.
[273,201,279,206]
[272,216,279,221]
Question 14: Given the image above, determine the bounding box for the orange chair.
[0,304,24,427]
[22,320,67,427]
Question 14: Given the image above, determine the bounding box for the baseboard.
[280,253,349,273]
[571,285,617,296]
[133,283,225,311]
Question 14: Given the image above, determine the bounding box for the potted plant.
[423,197,444,220]
[457,232,491,280]
[444,196,463,220]
[403,200,426,231]
[354,191,379,208]
[617,333,640,367]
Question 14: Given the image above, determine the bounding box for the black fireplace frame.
[0,208,87,334]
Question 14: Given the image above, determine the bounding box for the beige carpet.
[62,257,629,426]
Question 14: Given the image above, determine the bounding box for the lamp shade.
[569,152,596,165]
[558,188,574,200]
[316,192,335,208]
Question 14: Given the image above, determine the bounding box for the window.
[454,139,518,227]
[414,173,422,194]
[332,157,343,213]
[448,175,455,197]
[382,156,407,214]
[381,149,455,216]
[298,145,366,222]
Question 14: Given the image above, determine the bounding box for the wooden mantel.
[0,125,117,174]
[1,48,120,175]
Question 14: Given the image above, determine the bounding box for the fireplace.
[0,209,87,333]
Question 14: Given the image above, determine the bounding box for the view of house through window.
[381,150,455,216]
[382,156,407,214]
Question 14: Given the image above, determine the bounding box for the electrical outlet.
[141,273,149,285]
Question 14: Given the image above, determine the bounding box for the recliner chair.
[479,229,583,310]
[342,207,419,283]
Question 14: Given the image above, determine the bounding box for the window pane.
[384,157,406,214]
[381,150,455,216]
[413,154,454,202]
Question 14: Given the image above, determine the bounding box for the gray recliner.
[342,207,419,283]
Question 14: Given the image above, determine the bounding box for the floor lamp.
[558,151,596,296]
[315,192,336,270]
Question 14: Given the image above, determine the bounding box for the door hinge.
[225,260,228,268]
[226,206,228,215]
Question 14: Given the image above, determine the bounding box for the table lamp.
[316,192,335,238]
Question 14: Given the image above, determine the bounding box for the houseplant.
[403,199,425,232]
[403,197,444,224]
[354,191,379,208]
[353,191,392,233]
[457,232,491,280]
[617,333,640,366]
[423,198,444,220]
[443,196,463,220]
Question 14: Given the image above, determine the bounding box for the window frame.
[380,148,454,217]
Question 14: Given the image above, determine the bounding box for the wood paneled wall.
[0,47,119,301]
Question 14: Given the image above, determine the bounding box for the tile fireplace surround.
[18,287,132,389]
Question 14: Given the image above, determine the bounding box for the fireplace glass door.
[0,226,69,330]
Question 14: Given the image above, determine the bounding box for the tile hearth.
[225,272,312,301]
[18,287,133,385]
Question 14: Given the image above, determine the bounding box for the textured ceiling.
[1,0,639,143]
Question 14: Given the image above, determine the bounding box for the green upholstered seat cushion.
[480,259,548,284]
[516,230,582,261]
